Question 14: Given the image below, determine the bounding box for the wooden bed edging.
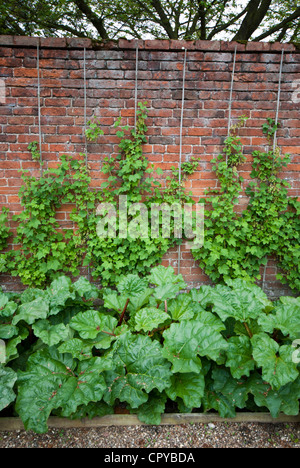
[1,413,300,431]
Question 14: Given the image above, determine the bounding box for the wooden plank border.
[1,413,300,431]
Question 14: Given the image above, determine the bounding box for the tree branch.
[253,6,300,41]
[72,0,109,39]
[233,0,272,41]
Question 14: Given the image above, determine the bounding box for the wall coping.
[0,35,298,53]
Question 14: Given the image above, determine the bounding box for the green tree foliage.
[0,0,299,43]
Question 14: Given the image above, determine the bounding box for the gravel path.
[0,422,300,448]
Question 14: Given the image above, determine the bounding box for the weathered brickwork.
[0,36,299,295]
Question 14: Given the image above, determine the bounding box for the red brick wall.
[0,36,299,296]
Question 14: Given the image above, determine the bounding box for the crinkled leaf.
[72,277,99,300]
[117,274,148,298]
[134,390,168,425]
[211,285,265,324]
[162,321,203,374]
[153,284,182,302]
[148,265,186,288]
[163,314,227,373]
[134,307,169,333]
[104,332,171,408]
[0,323,19,340]
[203,368,248,418]
[12,297,49,326]
[248,373,300,418]
[58,338,93,361]
[103,291,127,313]
[16,348,112,433]
[168,294,200,321]
[32,320,71,346]
[226,335,255,378]
[70,310,118,341]
[251,333,299,390]
[258,304,300,339]
[166,373,205,409]
[46,276,76,315]
[0,295,18,318]
[0,365,17,411]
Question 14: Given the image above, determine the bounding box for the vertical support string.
[134,42,139,133]
[83,47,91,282]
[84,47,88,168]
[178,48,187,275]
[37,41,43,175]
[226,45,237,163]
[263,49,285,292]
[273,49,285,157]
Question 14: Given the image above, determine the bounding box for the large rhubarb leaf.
[166,373,205,409]
[103,332,172,408]
[46,276,76,315]
[16,348,113,433]
[133,307,169,333]
[251,333,299,390]
[203,368,249,418]
[248,373,300,418]
[70,310,118,341]
[0,365,17,411]
[211,285,265,324]
[32,320,71,346]
[148,265,186,288]
[12,297,49,326]
[225,335,255,378]
[258,304,300,339]
[133,390,168,425]
[162,321,203,374]
[168,294,201,321]
[162,314,227,374]
[117,274,148,298]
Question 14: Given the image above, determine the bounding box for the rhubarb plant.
[0,266,299,433]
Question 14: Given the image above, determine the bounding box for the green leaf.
[103,291,127,313]
[258,304,300,339]
[70,310,118,341]
[0,365,17,411]
[225,335,255,378]
[168,294,200,321]
[12,297,49,326]
[104,332,171,408]
[162,321,203,374]
[149,265,186,289]
[58,338,93,361]
[32,320,71,346]
[134,390,167,425]
[117,274,148,298]
[133,307,169,333]
[16,348,112,433]
[248,373,300,418]
[47,276,76,315]
[73,277,99,299]
[203,368,249,418]
[166,373,205,409]
[251,333,299,390]
[211,285,265,324]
